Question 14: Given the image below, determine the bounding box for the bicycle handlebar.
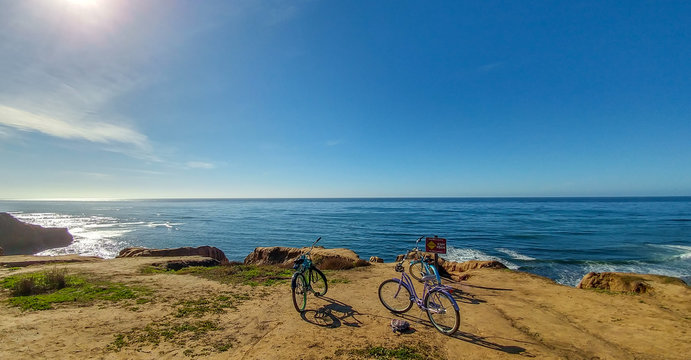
[305,237,322,256]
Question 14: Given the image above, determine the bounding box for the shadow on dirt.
[393,313,529,356]
[300,296,363,329]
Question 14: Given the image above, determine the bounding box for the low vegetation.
[108,293,245,355]
[337,343,444,360]
[142,263,293,286]
[1,268,152,311]
[107,319,234,356]
[174,293,249,318]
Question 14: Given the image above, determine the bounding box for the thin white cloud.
[326,139,343,146]
[186,161,216,169]
[478,62,504,73]
[0,105,149,149]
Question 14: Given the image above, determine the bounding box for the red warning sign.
[425,236,447,254]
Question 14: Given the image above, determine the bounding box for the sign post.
[425,236,447,254]
[425,236,447,272]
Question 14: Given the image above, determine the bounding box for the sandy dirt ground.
[0,256,689,360]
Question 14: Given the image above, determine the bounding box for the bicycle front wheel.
[309,267,328,296]
[424,290,459,335]
[378,279,413,313]
[409,261,425,282]
[292,273,307,312]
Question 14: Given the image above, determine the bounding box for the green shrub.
[2,270,151,311]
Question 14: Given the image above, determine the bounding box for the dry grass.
[316,256,371,270]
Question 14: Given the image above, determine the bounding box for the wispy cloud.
[186,161,216,170]
[477,62,504,73]
[326,139,344,146]
[0,105,150,149]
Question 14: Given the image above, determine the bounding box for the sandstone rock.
[244,246,369,270]
[0,212,73,255]
[575,272,679,294]
[117,246,229,264]
[369,256,384,263]
[438,259,507,273]
[394,251,508,281]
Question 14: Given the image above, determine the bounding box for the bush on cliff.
[1,269,151,311]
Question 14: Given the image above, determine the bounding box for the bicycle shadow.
[300,296,363,329]
[441,274,514,292]
[393,313,528,355]
[447,287,486,305]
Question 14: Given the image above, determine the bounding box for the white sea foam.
[650,244,691,261]
[495,248,536,261]
[12,212,132,259]
[444,246,518,269]
[146,222,182,229]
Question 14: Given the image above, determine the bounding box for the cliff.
[0,212,73,255]
[1,248,688,359]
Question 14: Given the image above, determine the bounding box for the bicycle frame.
[291,237,321,291]
[409,236,442,283]
[389,269,459,312]
[409,256,442,284]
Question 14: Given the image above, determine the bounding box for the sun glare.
[67,0,97,6]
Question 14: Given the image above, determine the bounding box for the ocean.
[2,197,690,286]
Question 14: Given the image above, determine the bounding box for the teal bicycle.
[408,236,442,284]
[291,237,328,312]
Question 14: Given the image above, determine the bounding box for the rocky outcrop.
[117,246,229,264]
[436,258,507,281]
[369,256,384,263]
[0,212,73,255]
[244,246,370,270]
[576,272,688,294]
[395,251,508,281]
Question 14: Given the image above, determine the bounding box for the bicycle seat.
[421,274,437,283]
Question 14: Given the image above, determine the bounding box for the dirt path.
[0,257,689,359]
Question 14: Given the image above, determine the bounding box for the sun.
[66,0,99,7]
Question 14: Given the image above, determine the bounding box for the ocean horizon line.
[2,195,691,202]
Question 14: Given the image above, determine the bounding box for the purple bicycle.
[378,254,460,335]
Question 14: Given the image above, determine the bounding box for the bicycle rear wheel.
[378,279,413,313]
[309,267,328,297]
[409,261,426,282]
[424,290,459,335]
[292,273,307,312]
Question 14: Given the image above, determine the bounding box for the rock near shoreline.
[244,246,370,270]
[577,271,687,293]
[396,251,508,281]
[0,212,73,255]
[117,246,230,264]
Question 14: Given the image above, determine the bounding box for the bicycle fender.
[430,288,460,311]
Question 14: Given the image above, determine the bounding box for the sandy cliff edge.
[0,251,688,360]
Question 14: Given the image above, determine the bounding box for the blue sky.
[1,0,689,199]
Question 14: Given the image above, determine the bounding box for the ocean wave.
[146,222,183,229]
[648,244,691,261]
[444,246,518,269]
[495,248,536,261]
